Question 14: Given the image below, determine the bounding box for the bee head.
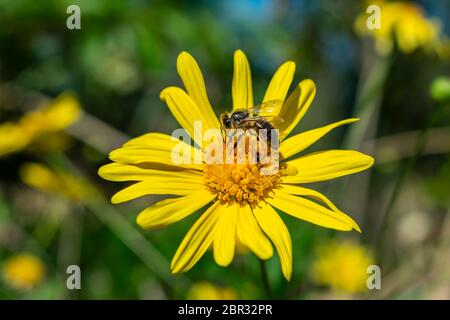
[220,113,232,128]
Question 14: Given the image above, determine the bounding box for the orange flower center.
[203,138,285,207]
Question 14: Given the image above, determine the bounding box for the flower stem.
[338,54,391,218]
[376,103,436,263]
[343,54,391,149]
[54,154,190,296]
[259,259,272,299]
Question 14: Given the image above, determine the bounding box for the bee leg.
[224,128,241,152]
[225,129,236,144]
[221,124,234,143]
[235,132,245,150]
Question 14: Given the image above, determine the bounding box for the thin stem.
[338,54,391,226]
[259,259,272,299]
[343,54,391,150]
[376,104,436,263]
[52,154,190,296]
[363,127,450,164]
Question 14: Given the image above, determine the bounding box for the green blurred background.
[0,0,449,299]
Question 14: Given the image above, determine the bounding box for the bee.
[220,100,284,144]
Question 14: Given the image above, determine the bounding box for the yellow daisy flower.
[98,50,374,280]
[2,253,46,291]
[312,240,374,293]
[187,282,238,300]
[355,0,443,56]
[20,162,95,203]
[0,93,81,157]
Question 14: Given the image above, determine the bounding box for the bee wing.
[234,100,284,118]
[246,115,285,123]
[239,116,284,131]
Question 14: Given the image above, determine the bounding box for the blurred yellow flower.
[20,162,95,203]
[355,0,444,56]
[0,93,81,157]
[312,241,374,293]
[187,282,238,300]
[2,253,45,291]
[99,50,373,280]
[0,123,29,156]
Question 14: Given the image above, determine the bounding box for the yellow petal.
[263,61,296,114]
[109,147,200,170]
[232,50,253,110]
[278,79,316,140]
[23,92,82,132]
[160,87,217,147]
[98,163,202,182]
[253,205,292,281]
[171,201,221,273]
[108,133,202,171]
[20,162,60,195]
[273,186,360,232]
[111,177,205,203]
[122,132,189,148]
[136,191,216,229]
[283,150,374,183]
[236,205,273,260]
[0,123,30,156]
[177,52,219,130]
[280,118,359,159]
[213,204,238,267]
